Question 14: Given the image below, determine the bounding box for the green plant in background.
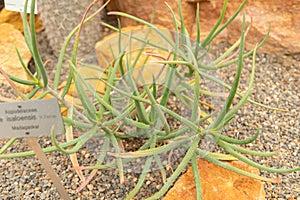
[0,0,299,199]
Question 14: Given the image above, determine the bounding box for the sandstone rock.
[0,8,43,32]
[0,23,32,92]
[164,159,265,200]
[107,0,195,33]
[95,25,172,85]
[190,0,300,54]
[62,67,107,98]
[107,0,300,54]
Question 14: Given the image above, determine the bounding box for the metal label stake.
[27,138,71,200]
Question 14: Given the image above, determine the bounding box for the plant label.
[0,98,64,138]
[4,0,38,14]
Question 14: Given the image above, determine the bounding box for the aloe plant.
[0,0,299,199]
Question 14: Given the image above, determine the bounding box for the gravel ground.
[0,18,299,200]
[213,43,300,199]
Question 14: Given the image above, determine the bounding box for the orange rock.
[60,69,107,98]
[190,0,300,54]
[107,0,300,54]
[0,8,43,32]
[164,159,265,200]
[107,0,195,33]
[0,23,32,92]
[95,25,171,85]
